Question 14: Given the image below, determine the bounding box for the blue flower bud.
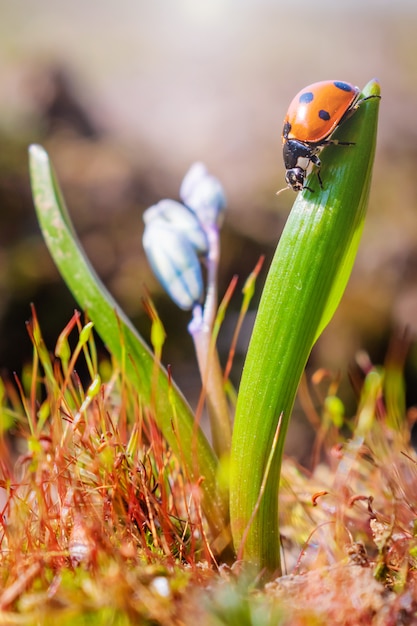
[143,217,204,310]
[180,163,226,228]
[143,199,208,254]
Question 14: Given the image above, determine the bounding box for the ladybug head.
[285,167,305,192]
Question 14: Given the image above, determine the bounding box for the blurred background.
[1,0,417,458]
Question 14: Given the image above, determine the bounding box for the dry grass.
[0,307,214,624]
[1,310,417,624]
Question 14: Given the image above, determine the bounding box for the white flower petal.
[180,163,226,227]
[143,221,204,310]
[143,199,208,254]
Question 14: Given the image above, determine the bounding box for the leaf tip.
[362,78,381,99]
[28,144,48,166]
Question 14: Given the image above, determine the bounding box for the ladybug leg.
[321,138,355,147]
[336,93,381,126]
[354,93,381,109]
[324,93,381,146]
[309,153,324,190]
[316,169,323,189]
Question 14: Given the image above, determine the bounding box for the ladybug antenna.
[275,185,290,197]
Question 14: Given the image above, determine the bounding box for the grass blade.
[28,144,227,537]
[229,79,381,574]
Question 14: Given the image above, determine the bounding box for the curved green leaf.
[229,79,381,574]
[29,145,227,536]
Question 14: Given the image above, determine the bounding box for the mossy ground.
[1,313,416,625]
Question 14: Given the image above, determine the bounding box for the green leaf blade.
[229,79,381,574]
[29,144,227,536]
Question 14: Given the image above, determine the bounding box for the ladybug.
[282,80,368,192]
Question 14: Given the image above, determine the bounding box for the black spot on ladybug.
[282,121,291,138]
[318,109,331,121]
[299,91,314,104]
[333,81,354,93]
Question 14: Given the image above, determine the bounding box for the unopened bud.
[180,162,226,227]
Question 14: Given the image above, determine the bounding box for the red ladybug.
[282,80,366,192]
